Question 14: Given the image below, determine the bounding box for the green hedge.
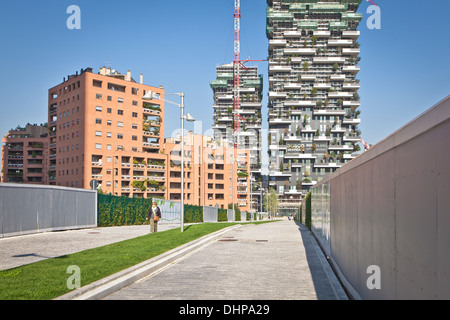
[218,208,228,222]
[97,194,150,227]
[305,191,312,230]
[184,204,203,223]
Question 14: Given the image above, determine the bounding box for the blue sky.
[0,0,449,152]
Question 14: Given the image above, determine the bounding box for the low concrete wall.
[312,96,450,299]
[0,184,97,238]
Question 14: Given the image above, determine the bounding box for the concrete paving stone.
[103,219,348,300]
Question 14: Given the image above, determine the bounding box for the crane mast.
[233,0,241,150]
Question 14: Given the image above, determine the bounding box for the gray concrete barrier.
[0,184,97,238]
[311,96,450,299]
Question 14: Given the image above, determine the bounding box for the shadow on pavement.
[294,221,348,300]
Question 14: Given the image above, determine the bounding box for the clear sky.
[0,0,449,154]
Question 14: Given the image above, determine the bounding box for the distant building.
[1,124,48,184]
[165,132,251,211]
[210,63,263,212]
[266,0,363,214]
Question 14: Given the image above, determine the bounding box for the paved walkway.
[1,219,348,300]
[104,219,348,300]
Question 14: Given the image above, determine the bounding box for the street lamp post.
[143,91,195,232]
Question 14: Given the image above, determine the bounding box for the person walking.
[146,201,162,233]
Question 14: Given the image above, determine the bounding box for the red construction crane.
[233,0,266,150]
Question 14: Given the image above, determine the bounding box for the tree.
[333,63,339,72]
[303,61,310,71]
[264,188,279,217]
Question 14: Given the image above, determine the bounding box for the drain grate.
[218,238,238,242]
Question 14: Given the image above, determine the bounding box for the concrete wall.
[311,96,450,299]
[0,184,97,238]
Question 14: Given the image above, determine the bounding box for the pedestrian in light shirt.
[146,201,162,233]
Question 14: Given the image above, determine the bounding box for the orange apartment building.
[48,67,166,197]
[1,124,49,184]
[165,133,251,210]
[46,66,251,211]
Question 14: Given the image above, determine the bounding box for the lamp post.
[143,91,195,232]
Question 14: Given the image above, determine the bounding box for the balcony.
[269,39,287,48]
[301,75,317,81]
[328,144,353,151]
[269,65,292,74]
[330,74,346,81]
[342,48,360,56]
[342,30,360,38]
[313,109,346,116]
[313,83,331,89]
[143,131,159,137]
[314,136,332,142]
[313,57,345,64]
[314,162,343,169]
[143,108,161,116]
[269,91,287,100]
[343,82,360,90]
[343,135,361,142]
[342,118,361,125]
[328,39,353,46]
[343,100,360,107]
[268,118,292,124]
[283,30,302,38]
[284,48,316,55]
[284,83,302,90]
[328,91,354,99]
[284,100,315,107]
[143,142,160,148]
[343,66,360,74]
[313,30,331,37]
[284,153,316,160]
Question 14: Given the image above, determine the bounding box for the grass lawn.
[0,221,275,300]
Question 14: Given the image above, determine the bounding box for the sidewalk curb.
[54,225,242,300]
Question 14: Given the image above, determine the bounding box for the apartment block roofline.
[61,67,148,86]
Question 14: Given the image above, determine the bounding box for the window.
[107,120,112,126]
[132,135,137,141]
[96,106,102,112]
[132,101,138,106]
[93,80,102,88]
[107,132,112,138]
[107,144,112,150]
[96,94,102,100]
[132,112,137,117]
[95,143,102,149]
[117,134,123,139]
[132,123,138,129]
[118,98,124,103]
[132,88,138,95]
[107,108,112,113]
[117,121,123,127]
[95,131,102,136]
[118,110,123,115]
[107,96,112,101]
[95,118,102,124]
